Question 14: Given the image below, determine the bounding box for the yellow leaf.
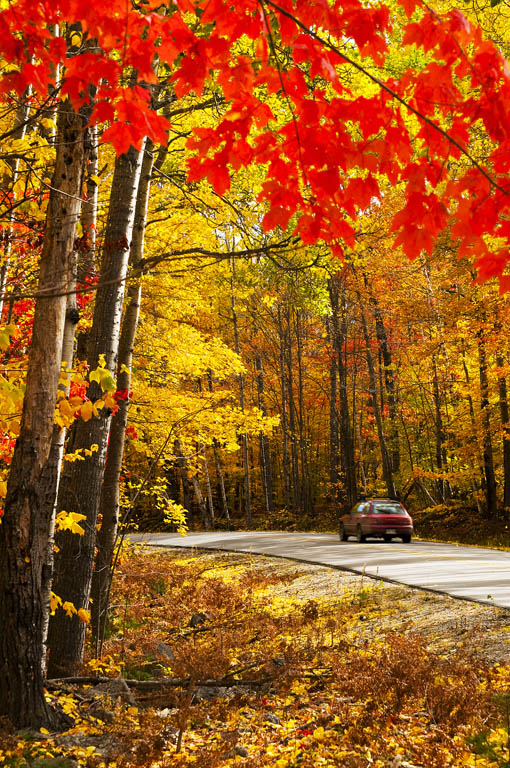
[55,510,86,535]
[62,601,77,618]
[50,592,62,614]
[103,392,117,408]
[78,608,91,624]
[59,399,75,419]
[80,401,94,422]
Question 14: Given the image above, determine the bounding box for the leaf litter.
[2,545,510,768]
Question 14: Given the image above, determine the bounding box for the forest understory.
[3,547,510,768]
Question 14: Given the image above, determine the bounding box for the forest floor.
[3,546,510,768]
[413,506,510,550]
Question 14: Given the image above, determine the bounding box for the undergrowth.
[1,548,509,768]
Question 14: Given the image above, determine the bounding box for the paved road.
[130,531,510,609]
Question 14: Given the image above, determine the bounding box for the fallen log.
[46,675,270,690]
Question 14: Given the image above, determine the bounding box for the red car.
[339,498,413,543]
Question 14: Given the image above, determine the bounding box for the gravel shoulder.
[166,546,510,665]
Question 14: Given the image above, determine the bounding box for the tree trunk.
[207,371,231,523]
[201,446,215,527]
[230,257,251,525]
[496,354,510,512]
[174,439,194,513]
[75,124,98,360]
[255,354,274,513]
[40,283,81,668]
[295,309,312,517]
[285,307,300,511]
[431,356,448,502]
[478,328,498,518]
[370,296,400,473]
[0,101,90,728]
[277,305,292,508]
[328,322,340,500]
[358,295,396,499]
[47,145,143,678]
[460,338,485,514]
[90,138,153,643]
[191,466,210,526]
[328,277,357,508]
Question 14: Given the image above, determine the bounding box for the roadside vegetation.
[3,547,510,768]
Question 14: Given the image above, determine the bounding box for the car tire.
[402,534,412,543]
[356,525,366,543]
[383,535,392,542]
[339,523,349,542]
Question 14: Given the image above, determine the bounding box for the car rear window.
[372,503,406,515]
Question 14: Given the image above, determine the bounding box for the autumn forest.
[3,0,510,757]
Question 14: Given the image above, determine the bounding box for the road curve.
[130,531,510,609]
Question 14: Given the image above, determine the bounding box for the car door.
[347,502,365,534]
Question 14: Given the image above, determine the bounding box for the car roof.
[360,498,403,503]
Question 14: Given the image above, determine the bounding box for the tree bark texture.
[47,145,143,678]
[0,101,89,728]
[90,138,153,643]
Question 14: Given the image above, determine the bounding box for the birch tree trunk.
[0,101,89,728]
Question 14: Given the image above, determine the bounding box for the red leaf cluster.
[2,0,510,284]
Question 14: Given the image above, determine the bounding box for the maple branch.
[0,240,313,303]
[0,87,60,142]
[23,158,89,204]
[136,239,300,272]
[262,0,510,196]
[259,0,309,189]
[165,95,225,119]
